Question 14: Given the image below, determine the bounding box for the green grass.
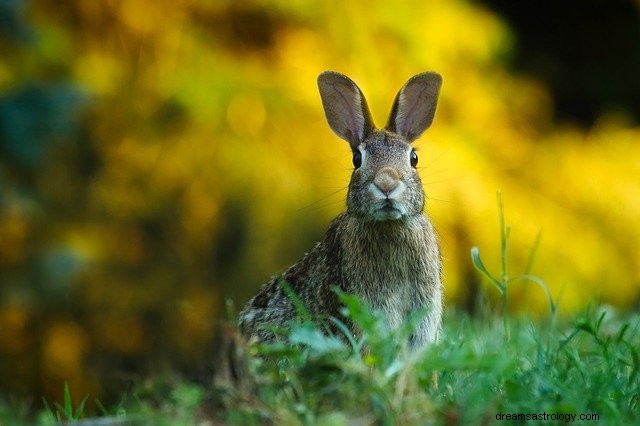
[2,197,639,424]
[221,300,640,425]
[1,304,639,425]
[40,382,87,423]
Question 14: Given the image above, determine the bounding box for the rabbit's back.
[237,221,341,341]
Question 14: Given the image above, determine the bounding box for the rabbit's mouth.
[374,201,403,221]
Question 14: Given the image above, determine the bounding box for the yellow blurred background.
[0,0,638,406]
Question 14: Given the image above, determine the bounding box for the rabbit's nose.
[374,167,400,196]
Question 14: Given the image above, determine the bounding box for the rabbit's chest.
[372,278,420,327]
[344,250,427,317]
[337,215,440,321]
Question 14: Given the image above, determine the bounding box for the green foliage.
[471,192,558,339]
[227,298,639,425]
[40,382,87,423]
[1,302,639,424]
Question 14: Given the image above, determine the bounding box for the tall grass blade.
[470,247,503,292]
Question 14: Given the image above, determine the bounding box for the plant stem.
[497,192,510,340]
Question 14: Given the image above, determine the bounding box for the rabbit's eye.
[352,150,362,169]
[410,149,418,168]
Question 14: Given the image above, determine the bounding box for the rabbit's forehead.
[362,132,411,158]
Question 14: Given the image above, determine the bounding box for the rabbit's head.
[317,71,442,221]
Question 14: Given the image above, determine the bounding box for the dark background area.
[480,0,640,126]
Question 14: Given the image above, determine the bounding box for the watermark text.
[496,411,599,422]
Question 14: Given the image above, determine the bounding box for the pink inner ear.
[394,93,411,137]
[334,82,364,141]
[398,86,427,138]
[319,75,372,146]
[391,75,440,142]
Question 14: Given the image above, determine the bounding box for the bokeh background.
[1,0,639,408]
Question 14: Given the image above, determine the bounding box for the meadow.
[3,296,638,425]
[2,208,639,425]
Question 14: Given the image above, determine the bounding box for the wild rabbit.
[238,71,443,348]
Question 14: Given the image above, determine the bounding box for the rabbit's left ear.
[386,72,442,143]
[318,71,375,149]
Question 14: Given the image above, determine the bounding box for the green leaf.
[64,382,72,418]
[289,324,345,354]
[279,276,312,323]
[328,316,360,352]
[470,247,503,292]
[515,274,557,314]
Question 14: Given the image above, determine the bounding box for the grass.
[1,304,639,424]
[471,192,558,340]
[2,197,639,424]
[219,302,640,425]
[40,382,87,423]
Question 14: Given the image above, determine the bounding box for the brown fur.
[238,72,444,348]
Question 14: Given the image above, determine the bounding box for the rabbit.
[238,71,443,348]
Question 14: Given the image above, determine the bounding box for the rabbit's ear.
[318,71,375,148]
[386,72,442,143]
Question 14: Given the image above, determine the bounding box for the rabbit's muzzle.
[369,167,407,220]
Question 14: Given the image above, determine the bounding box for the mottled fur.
[238,71,444,348]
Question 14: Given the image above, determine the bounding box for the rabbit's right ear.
[317,71,374,149]
[386,72,442,143]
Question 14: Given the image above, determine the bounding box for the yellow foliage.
[1,0,638,403]
[24,0,639,311]
[42,321,88,379]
